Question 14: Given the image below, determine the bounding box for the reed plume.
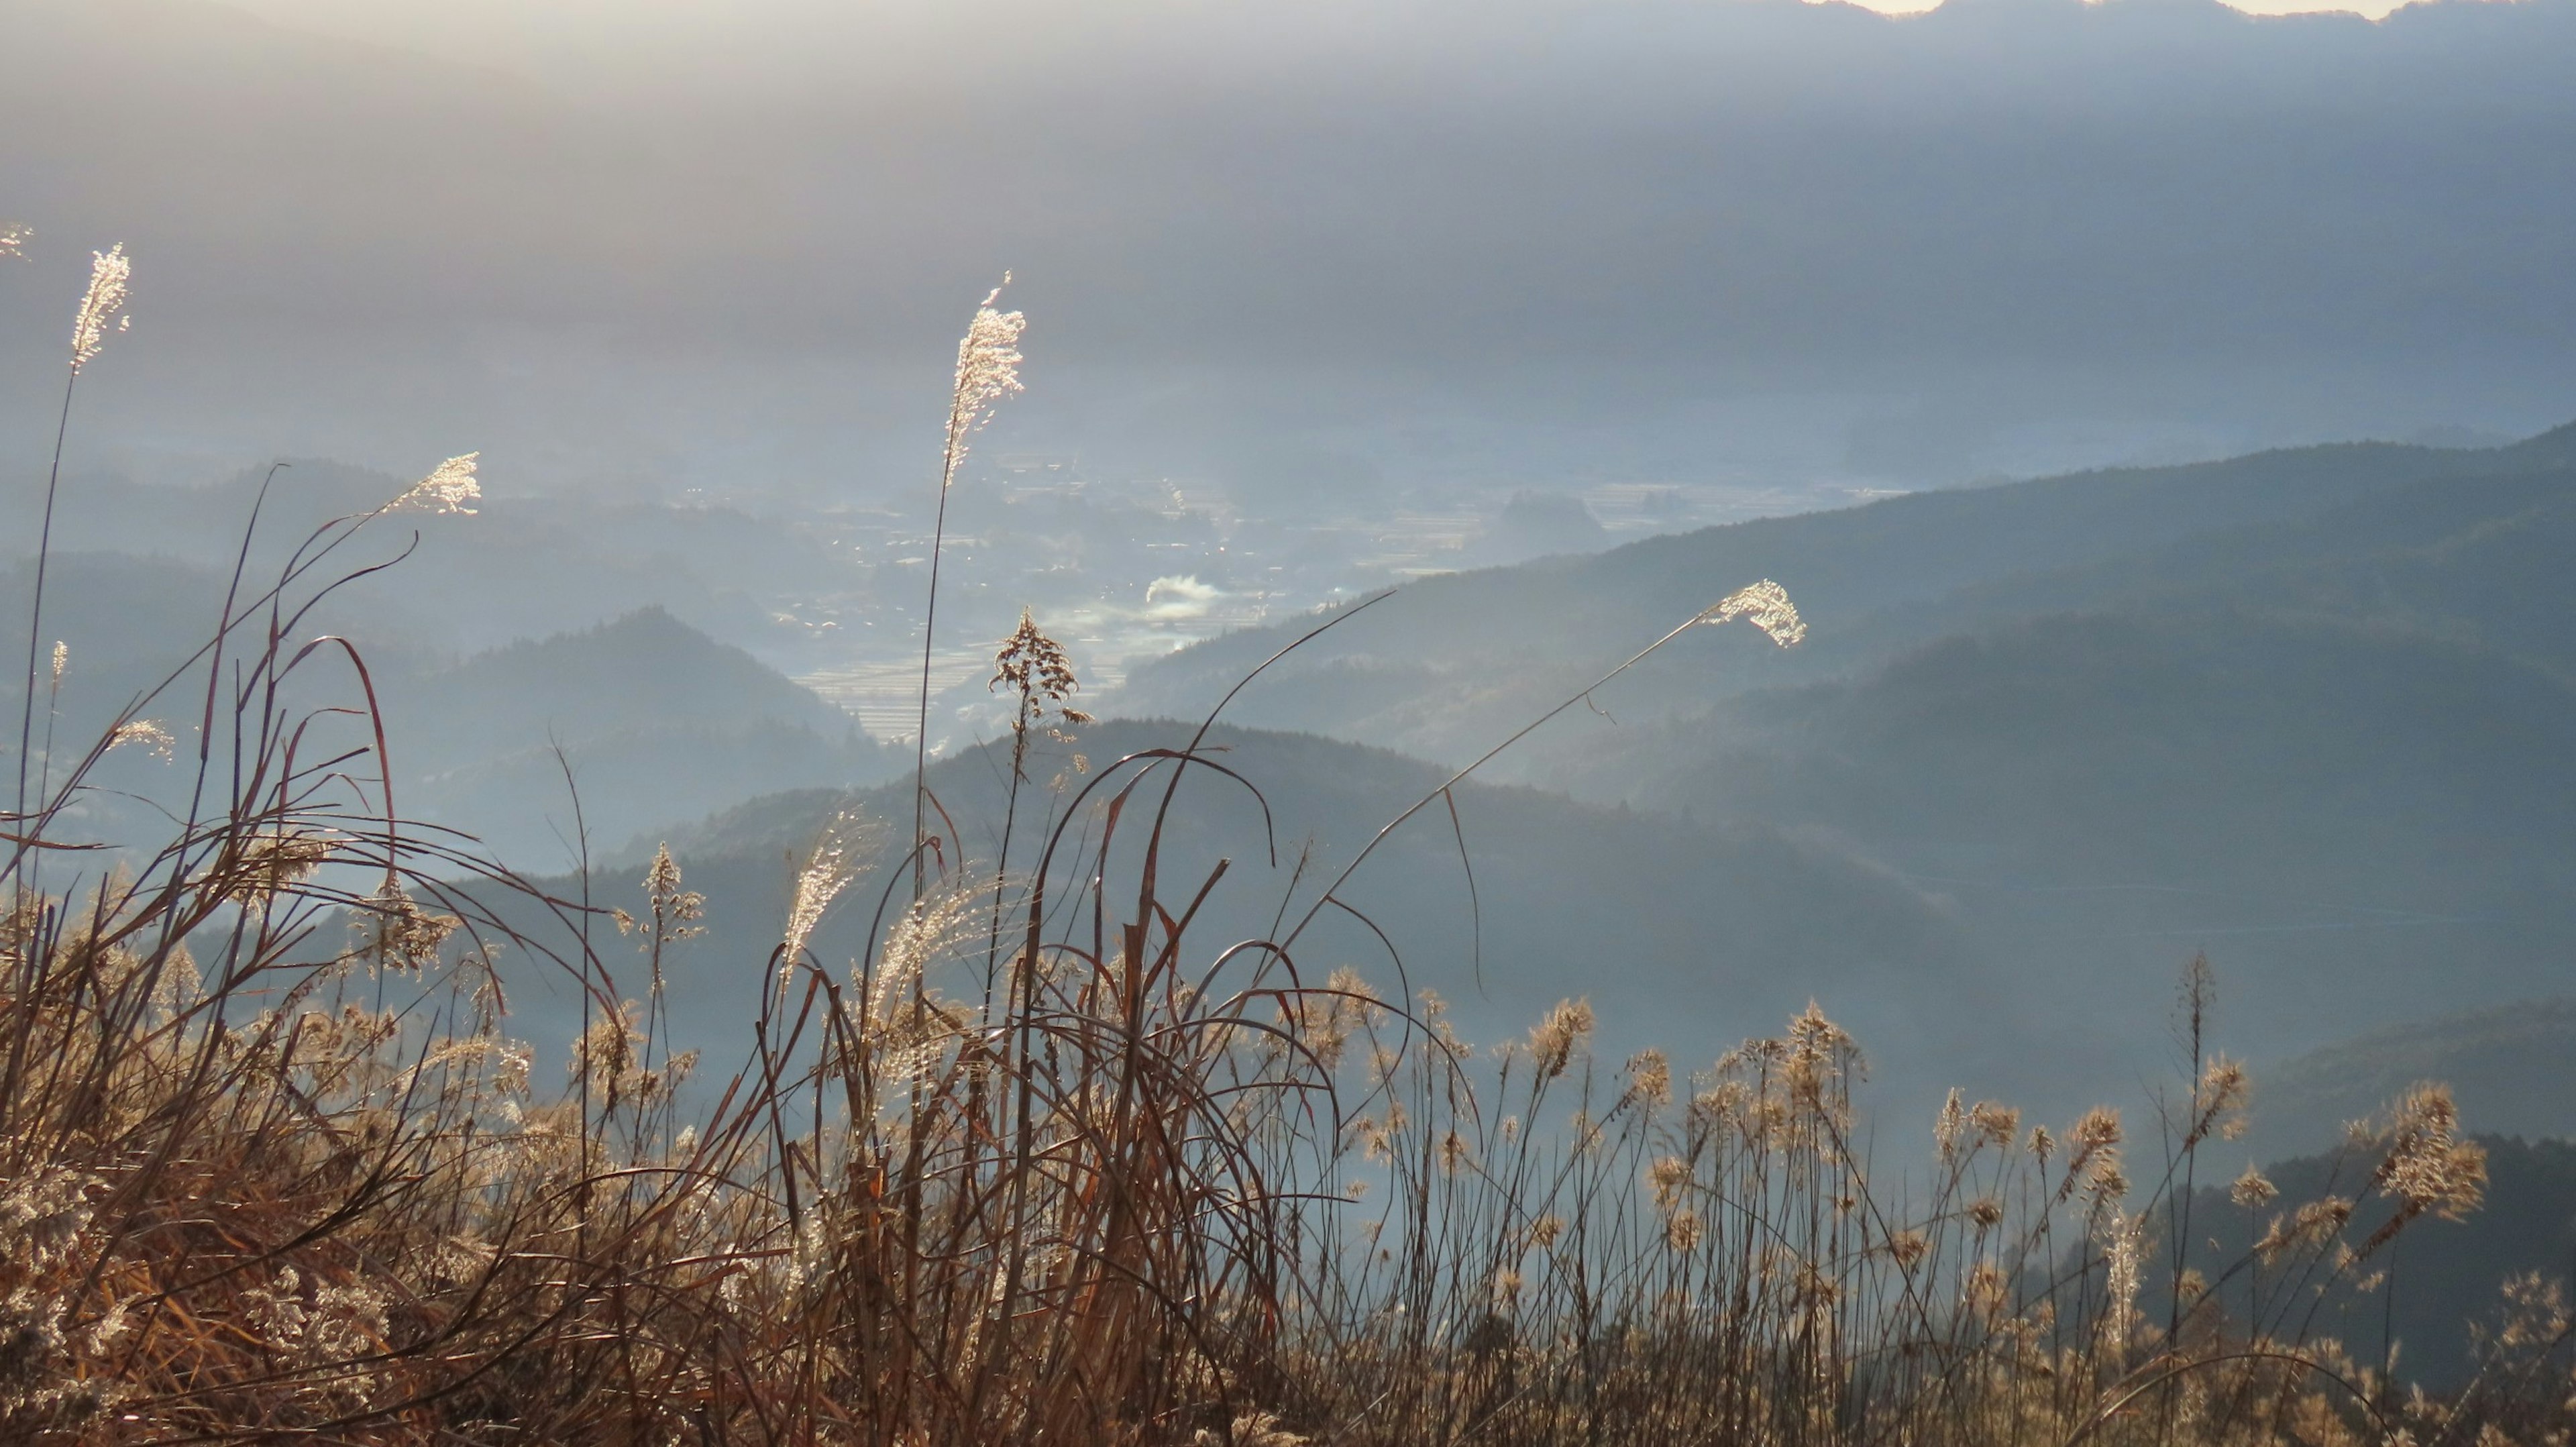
[912,279,1027,898]
[15,243,133,857]
[68,244,131,376]
[388,451,483,515]
[1701,577,1806,645]
[943,282,1028,486]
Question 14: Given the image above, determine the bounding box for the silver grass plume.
[106,719,176,761]
[912,279,1026,898]
[69,244,131,374]
[784,809,880,967]
[1699,578,1805,646]
[390,453,482,515]
[0,223,28,260]
[941,280,1027,489]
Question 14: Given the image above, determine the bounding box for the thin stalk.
[910,452,958,902]
[13,371,78,843]
[912,284,1021,903]
[1281,606,1715,953]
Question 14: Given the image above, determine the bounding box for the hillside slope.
[490,719,2013,1112]
[1114,428,2576,765]
[2,551,898,869]
[1552,608,2576,1069]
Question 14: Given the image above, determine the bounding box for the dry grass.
[6,510,2568,1444]
[4,276,2570,1446]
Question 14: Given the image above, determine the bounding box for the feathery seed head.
[2086,1156,2129,1205]
[1627,1047,1672,1107]
[1972,1100,2021,1146]
[242,830,335,902]
[2373,1083,2486,1222]
[106,718,175,760]
[1787,1002,1851,1065]
[70,244,131,374]
[943,279,1026,484]
[1935,1088,1967,1160]
[1699,578,1806,647]
[784,809,876,965]
[2071,1106,2123,1149]
[643,843,706,941]
[0,223,28,259]
[1528,997,1593,1080]
[2255,1195,2354,1261]
[48,641,66,686]
[2197,1055,2251,1142]
[358,877,460,975]
[391,452,482,515]
[2101,1210,2145,1356]
[1665,1209,1705,1252]
[992,610,1092,737]
[2231,1163,2277,1209]
[1648,1155,1692,1208]
[867,884,975,1036]
[1,1169,101,1270]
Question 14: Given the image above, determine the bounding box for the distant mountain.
[1105,425,2576,1125]
[1111,435,2544,761]
[3,549,898,869]
[486,718,2004,1110]
[380,608,898,865]
[1550,607,2576,1072]
[2251,1000,2576,1163]
[0,460,856,660]
[2169,1135,2576,1390]
[1780,424,2576,694]
[386,608,851,764]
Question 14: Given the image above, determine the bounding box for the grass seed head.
[70,243,131,374]
[1528,998,1593,1080]
[2232,1163,2278,1210]
[943,280,1026,484]
[1699,578,1806,647]
[390,452,482,515]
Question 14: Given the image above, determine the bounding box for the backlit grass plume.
[17,242,133,842]
[68,244,131,376]
[942,279,1027,489]
[912,278,1028,896]
[1701,576,1806,645]
[0,223,28,260]
[390,451,483,515]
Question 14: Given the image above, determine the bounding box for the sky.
[212,0,2438,65]
[4,0,2571,498]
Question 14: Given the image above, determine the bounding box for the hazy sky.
[6,0,2571,497]
[213,0,2435,68]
